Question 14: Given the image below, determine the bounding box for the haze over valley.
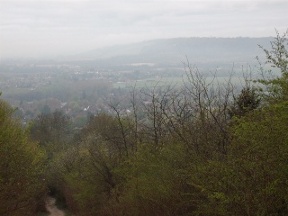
[0,37,273,125]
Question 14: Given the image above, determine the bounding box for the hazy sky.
[0,0,287,58]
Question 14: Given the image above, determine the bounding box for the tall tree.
[258,30,288,102]
[0,97,45,215]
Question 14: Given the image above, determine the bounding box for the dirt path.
[45,196,65,216]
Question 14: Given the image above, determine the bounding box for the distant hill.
[66,37,273,66]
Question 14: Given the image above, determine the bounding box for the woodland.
[1,31,288,216]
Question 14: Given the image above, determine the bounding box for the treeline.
[1,31,288,215]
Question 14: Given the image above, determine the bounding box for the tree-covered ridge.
[1,30,288,215]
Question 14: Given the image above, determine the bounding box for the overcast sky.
[0,0,287,58]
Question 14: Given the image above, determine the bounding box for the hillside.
[67,37,273,66]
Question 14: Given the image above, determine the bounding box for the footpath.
[45,196,65,216]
